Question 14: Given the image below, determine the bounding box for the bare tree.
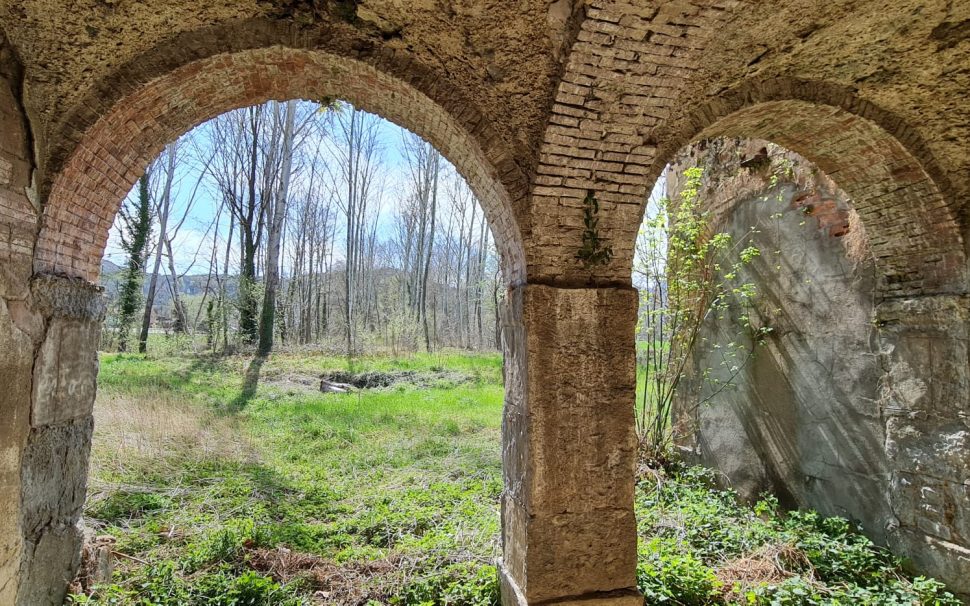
[138,142,178,353]
[106,98,503,356]
[399,135,443,351]
[331,106,384,357]
[257,100,298,356]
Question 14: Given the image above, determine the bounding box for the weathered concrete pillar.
[499,284,642,605]
[876,295,970,601]
[13,275,103,606]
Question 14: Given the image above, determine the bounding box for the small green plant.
[576,190,614,269]
[394,561,499,606]
[637,537,723,604]
[87,491,170,523]
[634,166,768,460]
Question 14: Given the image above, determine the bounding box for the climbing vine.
[575,190,614,269]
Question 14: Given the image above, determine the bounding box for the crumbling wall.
[672,138,970,599]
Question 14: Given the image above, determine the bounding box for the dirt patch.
[320,370,416,389]
[266,369,481,394]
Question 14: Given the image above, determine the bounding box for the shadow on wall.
[672,138,970,600]
[673,138,889,537]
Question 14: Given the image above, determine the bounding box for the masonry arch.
[645,79,967,297]
[634,83,970,597]
[12,39,538,604]
[34,42,527,285]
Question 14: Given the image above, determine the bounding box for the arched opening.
[76,98,508,604]
[628,94,970,600]
[653,89,967,297]
[34,46,526,285]
[15,46,529,605]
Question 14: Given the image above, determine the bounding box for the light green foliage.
[635,166,769,459]
[635,465,959,605]
[74,351,956,605]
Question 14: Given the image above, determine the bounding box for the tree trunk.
[138,143,177,353]
[116,174,153,352]
[257,100,297,356]
[421,152,438,352]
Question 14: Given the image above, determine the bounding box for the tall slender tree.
[115,173,154,352]
[139,143,178,353]
[258,100,298,356]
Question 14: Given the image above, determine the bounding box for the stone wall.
[0,38,103,605]
[0,40,35,605]
[672,138,970,599]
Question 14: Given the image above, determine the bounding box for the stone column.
[499,284,642,605]
[14,274,103,606]
[0,283,34,604]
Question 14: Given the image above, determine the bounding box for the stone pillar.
[876,295,970,601]
[0,286,34,604]
[14,274,104,606]
[499,284,642,605]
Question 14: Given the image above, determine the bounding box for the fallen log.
[320,379,354,393]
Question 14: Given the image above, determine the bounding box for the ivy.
[575,190,614,269]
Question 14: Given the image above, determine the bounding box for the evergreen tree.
[116,174,153,352]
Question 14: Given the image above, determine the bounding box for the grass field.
[71,348,959,605]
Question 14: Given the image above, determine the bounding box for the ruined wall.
[672,138,970,599]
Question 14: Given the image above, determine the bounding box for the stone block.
[31,317,101,427]
[499,561,643,606]
[519,284,638,514]
[17,416,93,606]
[29,274,105,428]
[0,296,34,606]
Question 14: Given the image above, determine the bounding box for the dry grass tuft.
[716,543,818,600]
[248,547,405,605]
[89,391,257,480]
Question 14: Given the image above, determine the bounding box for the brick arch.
[645,81,967,297]
[34,45,527,283]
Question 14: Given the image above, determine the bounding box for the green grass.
[73,349,958,605]
[77,350,503,605]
